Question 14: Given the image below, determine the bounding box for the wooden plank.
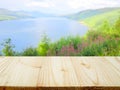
[71,57,120,86]
[0,57,120,89]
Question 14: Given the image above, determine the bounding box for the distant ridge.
[0,8,55,21]
[82,8,120,27]
[0,8,33,21]
[65,7,120,21]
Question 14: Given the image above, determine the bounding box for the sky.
[0,0,120,15]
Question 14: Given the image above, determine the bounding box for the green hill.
[0,8,32,21]
[0,15,17,21]
[65,8,119,20]
[65,7,120,28]
[83,8,120,28]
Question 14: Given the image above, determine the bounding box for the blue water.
[0,17,88,51]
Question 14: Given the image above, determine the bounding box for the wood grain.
[0,57,120,90]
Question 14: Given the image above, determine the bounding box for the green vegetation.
[0,7,120,56]
[66,8,119,21]
[21,47,38,56]
[0,15,17,21]
[37,33,50,56]
[1,38,15,56]
[0,8,33,21]
[0,17,120,56]
[83,9,120,28]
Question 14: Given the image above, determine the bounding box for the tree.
[1,38,15,56]
[37,33,50,56]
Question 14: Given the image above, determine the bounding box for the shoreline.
[79,21,93,30]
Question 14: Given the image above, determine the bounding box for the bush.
[102,39,120,56]
[47,43,57,56]
[114,17,120,31]
[79,39,120,56]
[55,36,82,52]
[0,52,2,56]
[79,44,103,56]
[86,30,105,42]
[22,47,38,56]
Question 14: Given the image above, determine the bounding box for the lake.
[0,17,88,51]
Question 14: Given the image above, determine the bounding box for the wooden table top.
[0,57,120,88]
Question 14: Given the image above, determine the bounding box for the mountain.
[65,7,120,27]
[0,8,55,21]
[0,8,33,21]
[83,8,120,27]
[65,7,120,21]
